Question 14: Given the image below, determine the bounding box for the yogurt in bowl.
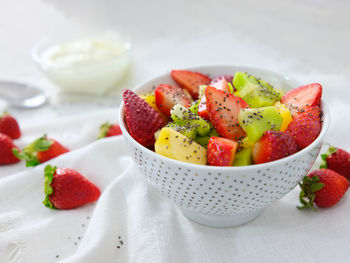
[32,31,131,95]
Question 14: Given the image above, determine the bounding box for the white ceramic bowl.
[32,32,131,95]
[119,65,329,228]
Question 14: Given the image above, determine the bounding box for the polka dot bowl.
[119,65,329,228]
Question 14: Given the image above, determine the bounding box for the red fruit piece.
[171,70,211,99]
[0,133,20,165]
[13,135,69,167]
[286,106,321,149]
[281,83,322,115]
[320,146,350,180]
[207,136,238,166]
[43,165,101,210]
[198,79,231,120]
[298,169,348,209]
[98,122,122,139]
[123,89,166,147]
[0,112,21,139]
[253,131,298,164]
[205,86,248,141]
[155,84,193,117]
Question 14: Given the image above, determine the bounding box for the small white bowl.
[32,32,131,95]
[119,65,329,228]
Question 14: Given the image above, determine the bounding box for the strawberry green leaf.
[98,122,112,139]
[29,136,54,152]
[320,146,338,169]
[311,182,325,192]
[43,165,57,209]
[297,175,324,211]
[12,148,40,167]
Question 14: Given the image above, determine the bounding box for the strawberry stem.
[43,165,57,209]
[297,176,325,211]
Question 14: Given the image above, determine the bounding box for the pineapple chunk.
[275,101,292,131]
[155,128,207,165]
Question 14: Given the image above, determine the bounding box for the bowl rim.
[119,65,329,171]
[31,32,132,71]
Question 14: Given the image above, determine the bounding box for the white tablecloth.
[1,0,350,262]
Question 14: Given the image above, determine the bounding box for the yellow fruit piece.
[142,94,157,109]
[155,128,207,165]
[240,137,254,148]
[274,101,292,131]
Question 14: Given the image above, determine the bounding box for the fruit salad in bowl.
[119,65,329,227]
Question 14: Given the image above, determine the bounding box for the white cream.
[42,37,127,68]
[35,35,131,95]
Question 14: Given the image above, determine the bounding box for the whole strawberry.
[98,122,122,139]
[43,165,101,210]
[123,89,166,147]
[286,106,322,149]
[13,135,69,167]
[0,133,20,165]
[253,131,298,164]
[320,146,350,180]
[0,112,21,139]
[298,169,348,209]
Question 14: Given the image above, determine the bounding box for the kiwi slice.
[238,106,283,143]
[233,72,282,107]
[170,104,210,136]
[233,147,253,166]
[166,122,197,140]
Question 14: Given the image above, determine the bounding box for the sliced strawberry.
[198,79,231,120]
[123,89,166,147]
[171,70,211,99]
[281,83,322,115]
[155,84,193,117]
[207,136,238,166]
[0,133,20,165]
[0,112,21,139]
[43,165,101,210]
[286,106,321,149]
[198,96,209,120]
[253,131,298,164]
[205,86,247,141]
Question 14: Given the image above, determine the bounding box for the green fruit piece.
[238,106,283,143]
[170,104,210,136]
[167,122,197,140]
[189,100,200,115]
[233,72,257,91]
[155,128,207,165]
[233,147,253,166]
[194,128,219,148]
[233,72,281,107]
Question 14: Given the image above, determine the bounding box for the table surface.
[1,0,350,262]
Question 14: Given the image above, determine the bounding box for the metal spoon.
[0,81,47,108]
